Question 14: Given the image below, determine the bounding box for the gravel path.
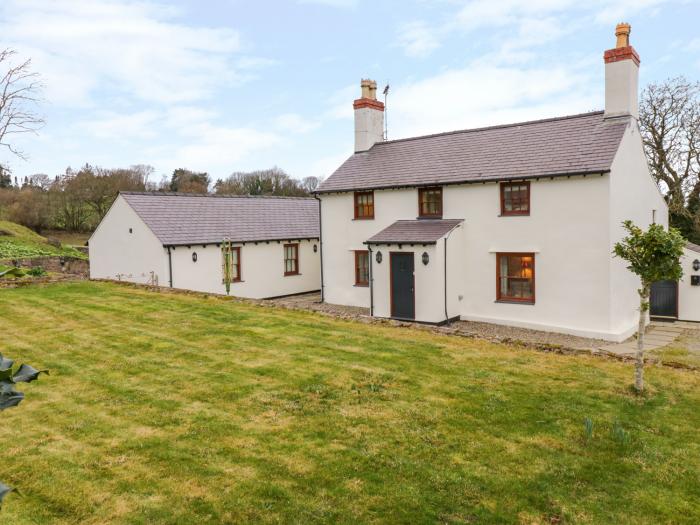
[266,292,609,351]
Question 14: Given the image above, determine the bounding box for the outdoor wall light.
[693,259,700,272]
[422,252,429,265]
[376,251,383,264]
[313,244,318,253]
[192,252,198,263]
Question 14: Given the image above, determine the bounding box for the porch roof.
[687,242,700,254]
[365,219,463,245]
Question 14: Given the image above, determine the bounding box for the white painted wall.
[169,239,320,299]
[679,247,700,322]
[608,120,670,338]
[89,195,167,285]
[321,176,618,338]
[605,59,639,119]
[354,106,384,152]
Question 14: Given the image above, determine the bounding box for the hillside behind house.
[0,220,86,260]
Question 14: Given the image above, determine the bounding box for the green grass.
[0,220,86,260]
[0,282,699,524]
[651,330,700,368]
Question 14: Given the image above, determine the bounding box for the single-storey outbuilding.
[89,192,320,299]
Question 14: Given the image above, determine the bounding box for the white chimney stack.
[354,79,384,152]
[604,23,639,120]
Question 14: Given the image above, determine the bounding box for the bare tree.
[0,49,44,160]
[640,77,700,217]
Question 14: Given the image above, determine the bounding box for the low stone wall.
[0,256,89,276]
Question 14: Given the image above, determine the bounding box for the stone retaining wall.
[0,256,89,276]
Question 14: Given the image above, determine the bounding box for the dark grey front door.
[650,280,678,318]
[390,252,414,319]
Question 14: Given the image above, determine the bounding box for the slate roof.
[317,111,629,193]
[365,219,463,245]
[687,242,700,254]
[120,192,319,246]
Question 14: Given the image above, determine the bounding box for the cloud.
[386,61,598,138]
[274,113,321,133]
[0,0,272,107]
[297,0,358,7]
[396,21,442,58]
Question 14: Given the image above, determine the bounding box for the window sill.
[495,299,535,305]
[284,273,301,277]
[498,213,530,217]
[354,283,369,288]
[352,217,374,221]
[417,216,443,220]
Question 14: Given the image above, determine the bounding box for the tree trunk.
[635,285,651,392]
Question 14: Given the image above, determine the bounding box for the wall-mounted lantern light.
[129,228,133,234]
[693,259,700,272]
[422,252,429,265]
[313,244,318,253]
[192,252,198,262]
[376,251,383,264]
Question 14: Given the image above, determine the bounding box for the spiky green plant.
[0,354,47,507]
[222,239,233,295]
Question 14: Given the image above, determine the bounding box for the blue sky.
[1,0,699,186]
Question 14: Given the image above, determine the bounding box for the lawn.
[652,329,700,368]
[0,282,699,524]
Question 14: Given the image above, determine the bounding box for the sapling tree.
[0,353,46,507]
[613,220,685,392]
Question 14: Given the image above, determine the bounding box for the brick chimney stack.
[604,23,640,119]
[353,79,384,152]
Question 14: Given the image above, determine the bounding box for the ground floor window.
[284,243,299,275]
[497,253,535,303]
[222,246,241,282]
[355,250,369,286]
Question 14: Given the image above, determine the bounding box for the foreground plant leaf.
[12,364,47,383]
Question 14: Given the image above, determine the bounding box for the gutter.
[167,246,173,288]
[313,195,324,302]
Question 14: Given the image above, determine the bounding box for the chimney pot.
[615,22,631,48]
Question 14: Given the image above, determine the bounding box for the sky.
[1,0,699,186]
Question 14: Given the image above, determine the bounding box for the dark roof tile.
[318,111,629,193]
[120,192,319,245]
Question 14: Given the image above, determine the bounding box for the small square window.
[418,187,442,218]
[354,191,374,219]
[501,182,530,216]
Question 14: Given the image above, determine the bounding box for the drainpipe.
[368,245,374,317]
[167,246,173,288]
[313,195,324,302]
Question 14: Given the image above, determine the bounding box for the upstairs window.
[497,253,535,304]
[284,243,299,276]
[354,250,369,286]
[501,181,530,216]
[354,191,374,219]
[418,187,442,218]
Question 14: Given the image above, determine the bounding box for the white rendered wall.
[169,239,320,299]
[321,189,419,309]
[679,247,700,322]
[321,177,622,339]
[89,195,167,285]
[608,120,670,338]
[605,59,639,119]
[354,106,384,152]
[451,177,615,339]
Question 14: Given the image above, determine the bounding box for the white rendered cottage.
[89,192,320,299]
[315,24,700,341]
